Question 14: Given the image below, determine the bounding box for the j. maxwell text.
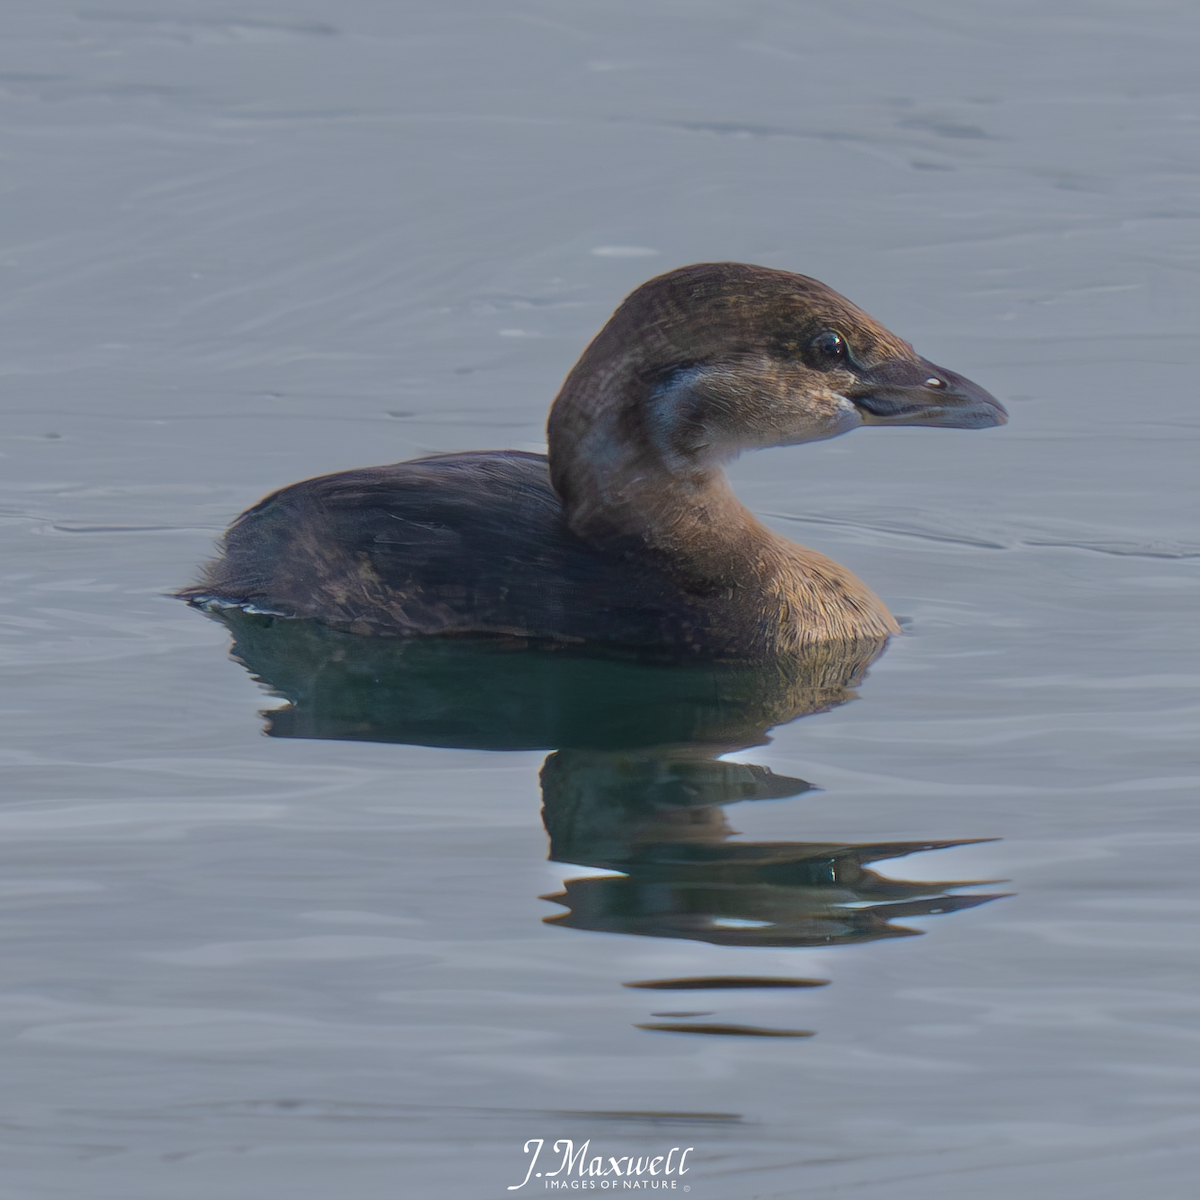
[508,1140,694,1190]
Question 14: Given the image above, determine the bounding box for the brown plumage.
[179,263,1005,661]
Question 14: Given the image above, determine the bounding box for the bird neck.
[547,357,771,573]
[546,356,901,648]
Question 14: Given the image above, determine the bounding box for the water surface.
[2,2,1199,1197]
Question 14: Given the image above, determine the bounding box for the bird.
[179,262,1005,662]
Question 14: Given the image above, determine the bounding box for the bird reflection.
[210,610,1003,960]
[216,608,879,751]
[539,747,998,946]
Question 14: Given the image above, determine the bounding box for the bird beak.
[846,357,1007,429]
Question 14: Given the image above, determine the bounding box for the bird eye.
[809,330,848,364]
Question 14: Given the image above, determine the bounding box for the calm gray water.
[3,2,1199,1197]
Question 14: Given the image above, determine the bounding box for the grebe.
[180,263,1005,660]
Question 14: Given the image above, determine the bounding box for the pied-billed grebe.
[181,263,1005,660]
